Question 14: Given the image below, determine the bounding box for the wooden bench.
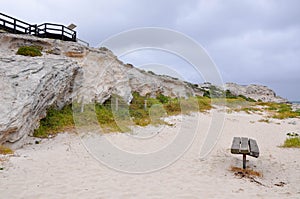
[231,137,259,169]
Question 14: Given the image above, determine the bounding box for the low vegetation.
[257,102,300,119]
[222,99,300,120]
[33,104,74,138]
[34,93,213,138]
[282,132,300,148]
[16,45,43,57]
[34,88,300,138]
[0,145,13,155]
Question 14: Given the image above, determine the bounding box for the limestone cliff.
[0,33,195,145]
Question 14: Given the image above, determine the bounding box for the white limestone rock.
[0,56,81,144]
[225,83,288,103]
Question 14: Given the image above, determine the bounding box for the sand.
[1,111,300,199]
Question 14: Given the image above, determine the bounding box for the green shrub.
[17,46,42,57]
[282,137,300,148]
[31,45,43,51]
[238,95,256,102]
[33,105,74,138]
[225,90,237,99]
[156,93,170,104]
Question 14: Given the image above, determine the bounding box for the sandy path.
[1,112,300,199]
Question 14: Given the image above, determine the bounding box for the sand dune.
[1,111,300,198]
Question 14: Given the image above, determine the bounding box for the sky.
[1,0,300,100]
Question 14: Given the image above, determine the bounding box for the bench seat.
[231,137,259,169]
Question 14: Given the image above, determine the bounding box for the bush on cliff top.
[16,46,42,57]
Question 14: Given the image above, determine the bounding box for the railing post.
[73,31,77,42]
[13,19,16,33]
[44,24,47,37]
[62,26,64,40]
[34,24,38,36]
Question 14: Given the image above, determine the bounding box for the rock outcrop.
[76,49,195,104]
[0,33,196,145]
[0,56,81,144]
[224,83,288,103]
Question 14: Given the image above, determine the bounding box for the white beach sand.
[1,111,300,199]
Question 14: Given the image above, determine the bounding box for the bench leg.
[243,154,246,169]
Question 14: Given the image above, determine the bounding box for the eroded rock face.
[0,33,196,145]
[225,83,288,103]
[0,56,81,144]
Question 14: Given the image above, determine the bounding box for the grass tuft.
[0,145,14,155]
[282,137,300,148]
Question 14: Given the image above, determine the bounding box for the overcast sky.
[2,0,300,100]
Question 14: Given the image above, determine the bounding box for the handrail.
[0,12,31,26]
[0,13,31,34]
[37,23,76,37]
[77,38,89,47]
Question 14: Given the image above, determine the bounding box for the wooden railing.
[36,23,76,41]
[0,12,81,43]
[0,12,32,34]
